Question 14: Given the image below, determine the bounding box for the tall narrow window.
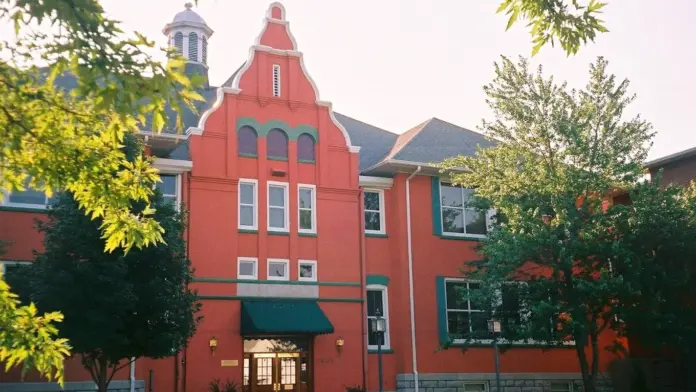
[239,179,258,230]
[202,36,208,64]
[364,190,385,235]
[267,129,288,159]
[238,126,258,156]
[174,32,184,55]
[267,182,289,232]
[155,174,179,207]
[297,134,315,162]
[272,64,281,97]
[366,285,390,349]
[440,182,489,237]
[188,32,199,61]
[298,184,316,234]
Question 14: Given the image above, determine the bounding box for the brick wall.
[396,373,613,392]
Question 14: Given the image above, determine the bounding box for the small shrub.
[209,378,239,392]
[344,385,366,392]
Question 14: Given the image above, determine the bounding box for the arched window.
[267,129,288,159]
[174,32,184,55]
[238,126,258,156]
[188,32,198,62]
[202,36,208,65]
[297,134,315,162]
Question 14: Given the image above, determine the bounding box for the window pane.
[238,126,258,155]
[269,208,285,229]
[9,188,45,205]
[299,264,314,278]
[447,311,469,337]
[365,211,381,231]
[468,283,481,310]
[297,134,315,161]
[240,183,254,204]
[267,129,288,159]
[502,285,522,329]
[269,262,286,278]
[470,312,489,333]
[364,192,380,211]
[465,209,487,235]
[446,282,468,310]
[442,207,464,233]
[299,188,312,209]
[366,290,383,317]
[441,185,463,207]
[239,261,255,277]
[367,321,385,346]
[240,205,254,226]
[269,186,286,207]
[299,210,313,230]
[162,195,177,206]
[157,175,177,195]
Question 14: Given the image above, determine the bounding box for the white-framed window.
[237,257,258,280]
[272,64,281,97]
[267,258,289,281]
[298,184,316,234]
[267,181,289,232]
[550,381,573,392]
[440,181,490,237]
[155,174,181,208]
[364,189,385,234]
[239,179,258,230]
[298,260,317,282]
[366,285,390,350]
[1,179,56,210]
[444,279,488,339]
[0,260,32,276]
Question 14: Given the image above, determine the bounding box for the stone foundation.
[396,373,613,392]
[0,380,145,392]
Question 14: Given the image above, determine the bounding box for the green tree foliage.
[9,140,201,392]
[0,0,202,252]
[497,0,609,55]
[440,56,654,392]
[0,241,70,383]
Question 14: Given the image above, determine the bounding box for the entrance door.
[251,353,301,391]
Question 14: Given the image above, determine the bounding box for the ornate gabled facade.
[1,3,618,392]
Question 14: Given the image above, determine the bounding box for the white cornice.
[154,158,193,174]
[359,176,393,189]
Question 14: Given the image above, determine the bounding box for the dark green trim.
[438,234,484,242]
[368,349,394,354]
[236,117,319,142]
[431,177,442,236]
[238,152,258,158]
[298,232,317,237]
[238,229,259,234]
[0,206,47,214]
[268,231,290,236]
[298,159,316,164]
[192,277,361,287]
[365,233,388,238]
[198,295,362,303]
[267,156,289,161]
[366,275,390,286]
[436,276,450,346]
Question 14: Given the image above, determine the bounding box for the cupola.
[163,2,214,66]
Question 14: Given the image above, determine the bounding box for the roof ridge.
[334,112,398,136]
[384,118,433,160]
[428,116,487,137]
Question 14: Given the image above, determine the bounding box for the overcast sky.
[4,1,695,160]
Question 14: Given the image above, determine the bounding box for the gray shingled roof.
[389,117,494,164]
[334,113,399,171]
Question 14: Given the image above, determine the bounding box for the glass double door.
[252,353,302,392]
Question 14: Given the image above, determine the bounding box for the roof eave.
[361,159,469,177]
[645,146,696,169]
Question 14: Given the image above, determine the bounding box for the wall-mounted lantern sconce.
[335,337,345,354]
[209,336,218,356]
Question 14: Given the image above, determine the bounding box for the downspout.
[406,166,421,392]
[129,358,135,392]
[358,189,368,390]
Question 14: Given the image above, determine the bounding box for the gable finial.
[184,2,193,10]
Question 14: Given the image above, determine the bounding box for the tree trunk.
[97,356,109,392]
[574,330,597,392]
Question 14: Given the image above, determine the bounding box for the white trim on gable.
[359,176,393,189]
[154,158,193,174]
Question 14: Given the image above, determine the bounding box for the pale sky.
[5,1,696,160]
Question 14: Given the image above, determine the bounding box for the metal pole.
[378,332,384,392]
[493,337,501,392]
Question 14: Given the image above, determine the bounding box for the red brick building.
[1,3,618,392]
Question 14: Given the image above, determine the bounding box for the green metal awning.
[240,300,334,335]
